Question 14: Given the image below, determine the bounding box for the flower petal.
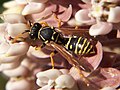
[0,23,8,42]
[75,9,95,25]
[100,87,116,90]
[88,68,120,88]
[6,42,29,56]
[22,2,45,15]
[7,23,29,38]
[31,4,57,20]
[36,69,62,87]
[0,60,21,71]
[30,0,48,3]
[6,78,33,90]
[27,46,50,59]
[15,0,28,5]
[3,0,17,8]
[89,22,113,36]
[81,0,91,4]
[57,4,72,22]
[107,7,120,23]
[3,65,29,77]
[55,75,75,89]
[0,42,10,54]
[3,6,24,14]
[1,14,27,24]
[0,54,20,63]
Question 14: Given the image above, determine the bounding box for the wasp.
[12,20,97,86]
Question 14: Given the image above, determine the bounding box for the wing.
[55,27,89,37]
[50,41,94,85]
[50,41,93,72]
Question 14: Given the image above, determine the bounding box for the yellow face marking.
[65,37,72,49]
[79,38,87,54]
[74,37,82,54]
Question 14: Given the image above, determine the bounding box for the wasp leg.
[50,50,57,69]
[35,43,46,50]
[52,13,62,28]
[75,65,90,86]
[12,30,30,43]
[75,26,79,29]
[12,34,23,43]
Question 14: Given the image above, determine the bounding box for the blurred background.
[0,0,10,90]
[0,0,8,13]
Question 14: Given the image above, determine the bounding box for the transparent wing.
[55,27,89,37]
[50,41,93,72]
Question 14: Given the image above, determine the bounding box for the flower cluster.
[0,0,120,90]
[74,0,120,36]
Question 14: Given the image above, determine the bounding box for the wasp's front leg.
[35,43,46,50]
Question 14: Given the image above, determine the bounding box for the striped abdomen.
[64,37,95,55]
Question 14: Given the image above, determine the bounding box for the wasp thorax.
[40,27,54,41]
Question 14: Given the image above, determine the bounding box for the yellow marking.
[86,45,93,54]
[44,40,49,44]
[82,42,90,54]
[51,32,56,40]
[65,37,72,49]
[53,13,62,28]
[70,45,72,49]
[35,46,42,51]
[51,26,54,29]
[79,38,87,54]
[75,37,82,54]
[39,35,45,41]
[38,30,41,39]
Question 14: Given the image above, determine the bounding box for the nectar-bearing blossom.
[74,0,120,36]
[0,0,120,90]
[36,69,79,90]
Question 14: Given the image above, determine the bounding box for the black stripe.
[84,42,90,54]
[77,37,85,54]
[68,38,78,51]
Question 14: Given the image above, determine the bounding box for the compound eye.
[34,23,42,28]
